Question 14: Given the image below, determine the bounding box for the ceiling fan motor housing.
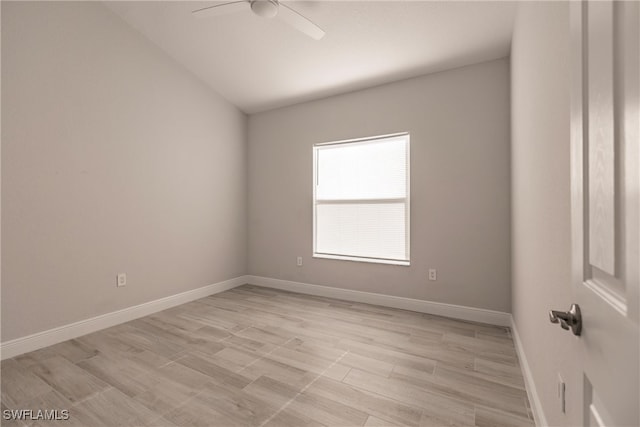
[250,0,279,18]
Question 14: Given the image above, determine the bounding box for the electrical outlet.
[557,373,566,413]
[297,256,303,266]
[428,269,437,281]
[116,273,127,287]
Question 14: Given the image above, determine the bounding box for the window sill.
[313,253,410,266]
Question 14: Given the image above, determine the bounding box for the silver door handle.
[549,303,582,336]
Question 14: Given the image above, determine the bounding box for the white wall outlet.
[428,268,437,281]
[557,373,566,413]
[116,273,127,287]
[297,256,303,266]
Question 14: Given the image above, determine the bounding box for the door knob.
[549,303,582,336]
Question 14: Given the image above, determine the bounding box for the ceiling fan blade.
[192,1,249,18]
[278,3,325,40]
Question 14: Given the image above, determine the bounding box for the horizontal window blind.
[313,133,410,265]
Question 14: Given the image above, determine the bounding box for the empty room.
[1,1,638,426]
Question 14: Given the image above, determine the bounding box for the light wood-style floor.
[1,285,534,427]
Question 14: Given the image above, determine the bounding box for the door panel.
[570,1,639,426]
[587,0,615,276]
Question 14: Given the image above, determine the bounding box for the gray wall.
[1,2,247,342]
[248,59,511,312]
[510,2,576,425]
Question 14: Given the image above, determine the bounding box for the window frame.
[312,132,411,266]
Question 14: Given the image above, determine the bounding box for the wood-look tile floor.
[1,285,534,427]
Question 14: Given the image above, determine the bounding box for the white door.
[568,1,639,426]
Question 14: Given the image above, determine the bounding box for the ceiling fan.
[192,0,325,40]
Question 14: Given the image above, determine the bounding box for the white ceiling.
[105,1,517,114]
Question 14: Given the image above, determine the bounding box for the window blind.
[313,133,410,265]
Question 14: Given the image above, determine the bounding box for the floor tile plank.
[27,356,109,404]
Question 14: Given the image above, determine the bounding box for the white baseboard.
[510,316,548,427]
[1,274,513,359]
[246,275,511,327]
[0,275,249,360]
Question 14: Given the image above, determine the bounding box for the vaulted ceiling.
[105,1,517,113]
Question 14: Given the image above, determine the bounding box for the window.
[313,133,410,266]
